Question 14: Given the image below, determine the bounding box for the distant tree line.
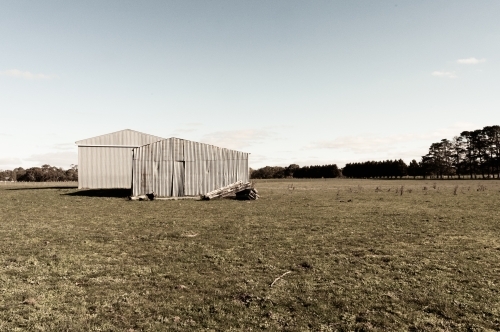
[250,164,341,179]
[342,160,408,178]
[342,125,500,179]
[416,125,500,179]
[4,125,497,182]
[0,164,78,182]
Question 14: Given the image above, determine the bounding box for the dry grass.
[1,179,500,331]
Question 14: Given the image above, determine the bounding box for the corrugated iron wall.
[132,138,249,197]
[76,129,164,189]
[78,147,134,189]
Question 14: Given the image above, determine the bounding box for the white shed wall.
[76,129,165,189]
[78,146,134,189]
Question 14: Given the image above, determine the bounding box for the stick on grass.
[270,271,292,287]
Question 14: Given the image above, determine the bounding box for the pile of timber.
[129,192,158,201]
[128,181,259,201]
[129,192,201,201]
[203,181,259,200]
[129,194,151,201]
[235,187,259,200]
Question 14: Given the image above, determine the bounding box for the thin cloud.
[307,135,408,154]
[172,122,204,136]
[201,129,274,150]
[248,153,273,168]
[307,123,476,154]
[0,157,24,169]
[53,143,77,151]
[25,151,77,168]
[457,57,486,64]
[0,69,58,80]
[432,71,457,79]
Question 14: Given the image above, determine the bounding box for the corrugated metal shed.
[132,138,249,197]
[76,129,164,189]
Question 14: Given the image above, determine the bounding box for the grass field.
[1,179,499,331]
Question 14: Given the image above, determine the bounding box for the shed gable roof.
[133,137,249,161]
[75,129,164,147]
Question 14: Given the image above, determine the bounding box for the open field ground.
[1,179,499,331]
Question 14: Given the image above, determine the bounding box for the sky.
[1,1,499,170]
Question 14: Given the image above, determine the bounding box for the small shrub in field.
[454,186,459,195]
[432,183,437,189]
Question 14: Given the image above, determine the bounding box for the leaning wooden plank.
[155,196,202,201]
[204,181,254,200]
[220,183,252,198]
[128,195,149,201]
[204,181,244,199]
[205,180,242,196]
[129,195,201,201]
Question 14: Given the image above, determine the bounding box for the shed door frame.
[172,161,185,197]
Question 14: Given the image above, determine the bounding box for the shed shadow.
[7,186,78,191]
[64,189,132,198]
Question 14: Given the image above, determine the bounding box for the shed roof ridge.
[75,129,165,145]
[135,137,249,154]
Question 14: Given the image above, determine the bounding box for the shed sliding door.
[172,161,185,197]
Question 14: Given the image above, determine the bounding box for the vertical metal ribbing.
[133,147,138,196]
[156,139,169,197]
[131,138,249,197]
[76,130,165,189]
[184,139,194,196]
[165,140,172,197]
[156,141,162,194]
[140,145,147,195]
[156,140,167,197]
[172,161,185,197]
[77,146,136,189]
